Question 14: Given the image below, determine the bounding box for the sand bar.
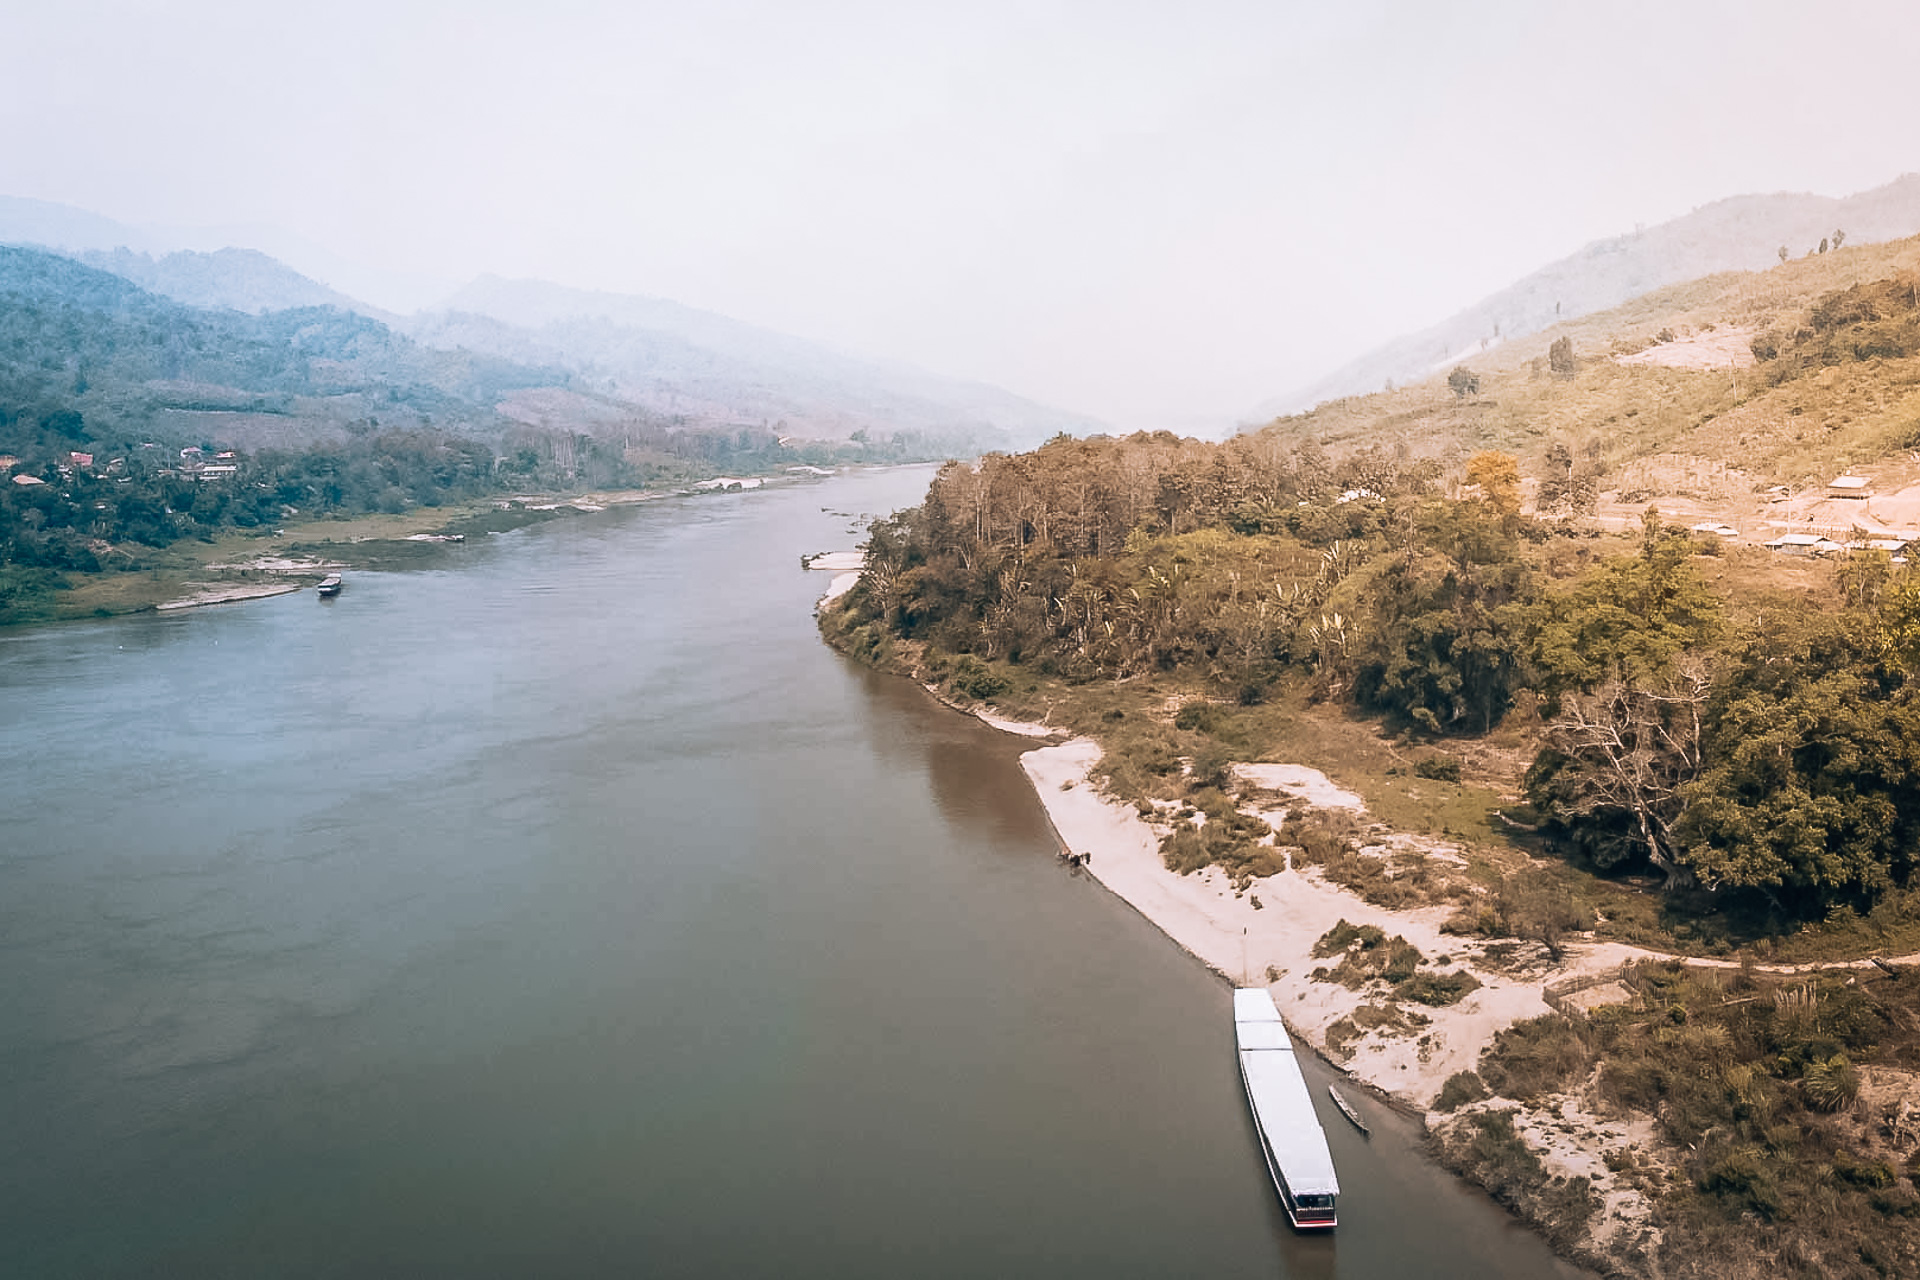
[1013,733,1630,1107]
[158,582,307,611]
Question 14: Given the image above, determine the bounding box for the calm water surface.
[0,468,1584,1278]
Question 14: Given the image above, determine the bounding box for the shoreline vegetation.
[3,463,913,623]
[836,628,1920,1279]
[811,264,1920,1277]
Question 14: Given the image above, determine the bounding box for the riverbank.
[1010,734,1641,1098]
[18,469,883,625]
[952,715,1648,1272]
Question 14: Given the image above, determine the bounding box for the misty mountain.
[410,275,1106,448]
[3,192,1102,451]
[74,246,385,318]
[0,194,171,258]
[0,198,384,318]
[1268,172,1920,415]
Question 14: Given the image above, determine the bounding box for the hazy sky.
[6,0,1919,428]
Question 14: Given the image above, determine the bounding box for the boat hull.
[1239,1057,1338,1229]
[1234,988,1338,1230]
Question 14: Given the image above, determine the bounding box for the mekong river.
[0,466,1583,1278]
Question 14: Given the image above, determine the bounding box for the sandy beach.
[1004,727,1678,1253]
[1015,736,1630,1105]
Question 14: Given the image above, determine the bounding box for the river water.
[0,467,1583,1278]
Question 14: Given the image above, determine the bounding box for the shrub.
[1456,1109,1546,1204]
[1398,969,1483,1007]
[1435,1070,1490,1112]
[1174,701,1228,733]
[1188,746,1234,791]
[1442,903,1500,936]
[1549,335,1576,377]
[1699,1146,1784,1219]
[1834,1149,1896,1189]
[1313,919,1385,958]
[1380,936,1423,983]
[1799,1052,1861,1112]
[947,656,1009,701]
[1413,754,1462,782]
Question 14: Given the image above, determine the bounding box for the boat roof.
[1234,987,1284,1023]
[1234,989,1339,1196]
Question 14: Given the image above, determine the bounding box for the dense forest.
[827,365,1920,929]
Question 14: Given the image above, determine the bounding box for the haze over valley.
[10,6,1920,1279]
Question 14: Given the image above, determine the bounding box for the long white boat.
[1234,987,1339,1229]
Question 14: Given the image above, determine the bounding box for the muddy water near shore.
[0,467,1581,1278]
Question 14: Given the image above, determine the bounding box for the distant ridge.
[75,246,385,318]
[0,193,1103,451]
[1265,172,1920,416]
[0,194,168,256]
[410,275,1106,447]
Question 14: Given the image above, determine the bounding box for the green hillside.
[0,246,966,623]
[0,245,563,452]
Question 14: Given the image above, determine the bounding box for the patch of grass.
[1479,1014,1594,1101]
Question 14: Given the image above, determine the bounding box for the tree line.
[834,431,1920,922]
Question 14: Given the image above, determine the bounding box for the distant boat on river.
[316,574,343,598]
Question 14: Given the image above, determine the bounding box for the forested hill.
[826,236,1920,929]
[0,245,564,454]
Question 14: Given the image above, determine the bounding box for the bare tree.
[1541,663,1710,888]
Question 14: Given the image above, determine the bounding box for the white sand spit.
[157,583,305,611]
[974,709,1061,738]
[1023,738,1631,1107]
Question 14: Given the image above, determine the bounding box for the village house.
[1764,532,1840,555]
[1827,474,1873,498]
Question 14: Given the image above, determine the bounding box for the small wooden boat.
[1327,1083,1369,1136]
[316,574,344,598]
